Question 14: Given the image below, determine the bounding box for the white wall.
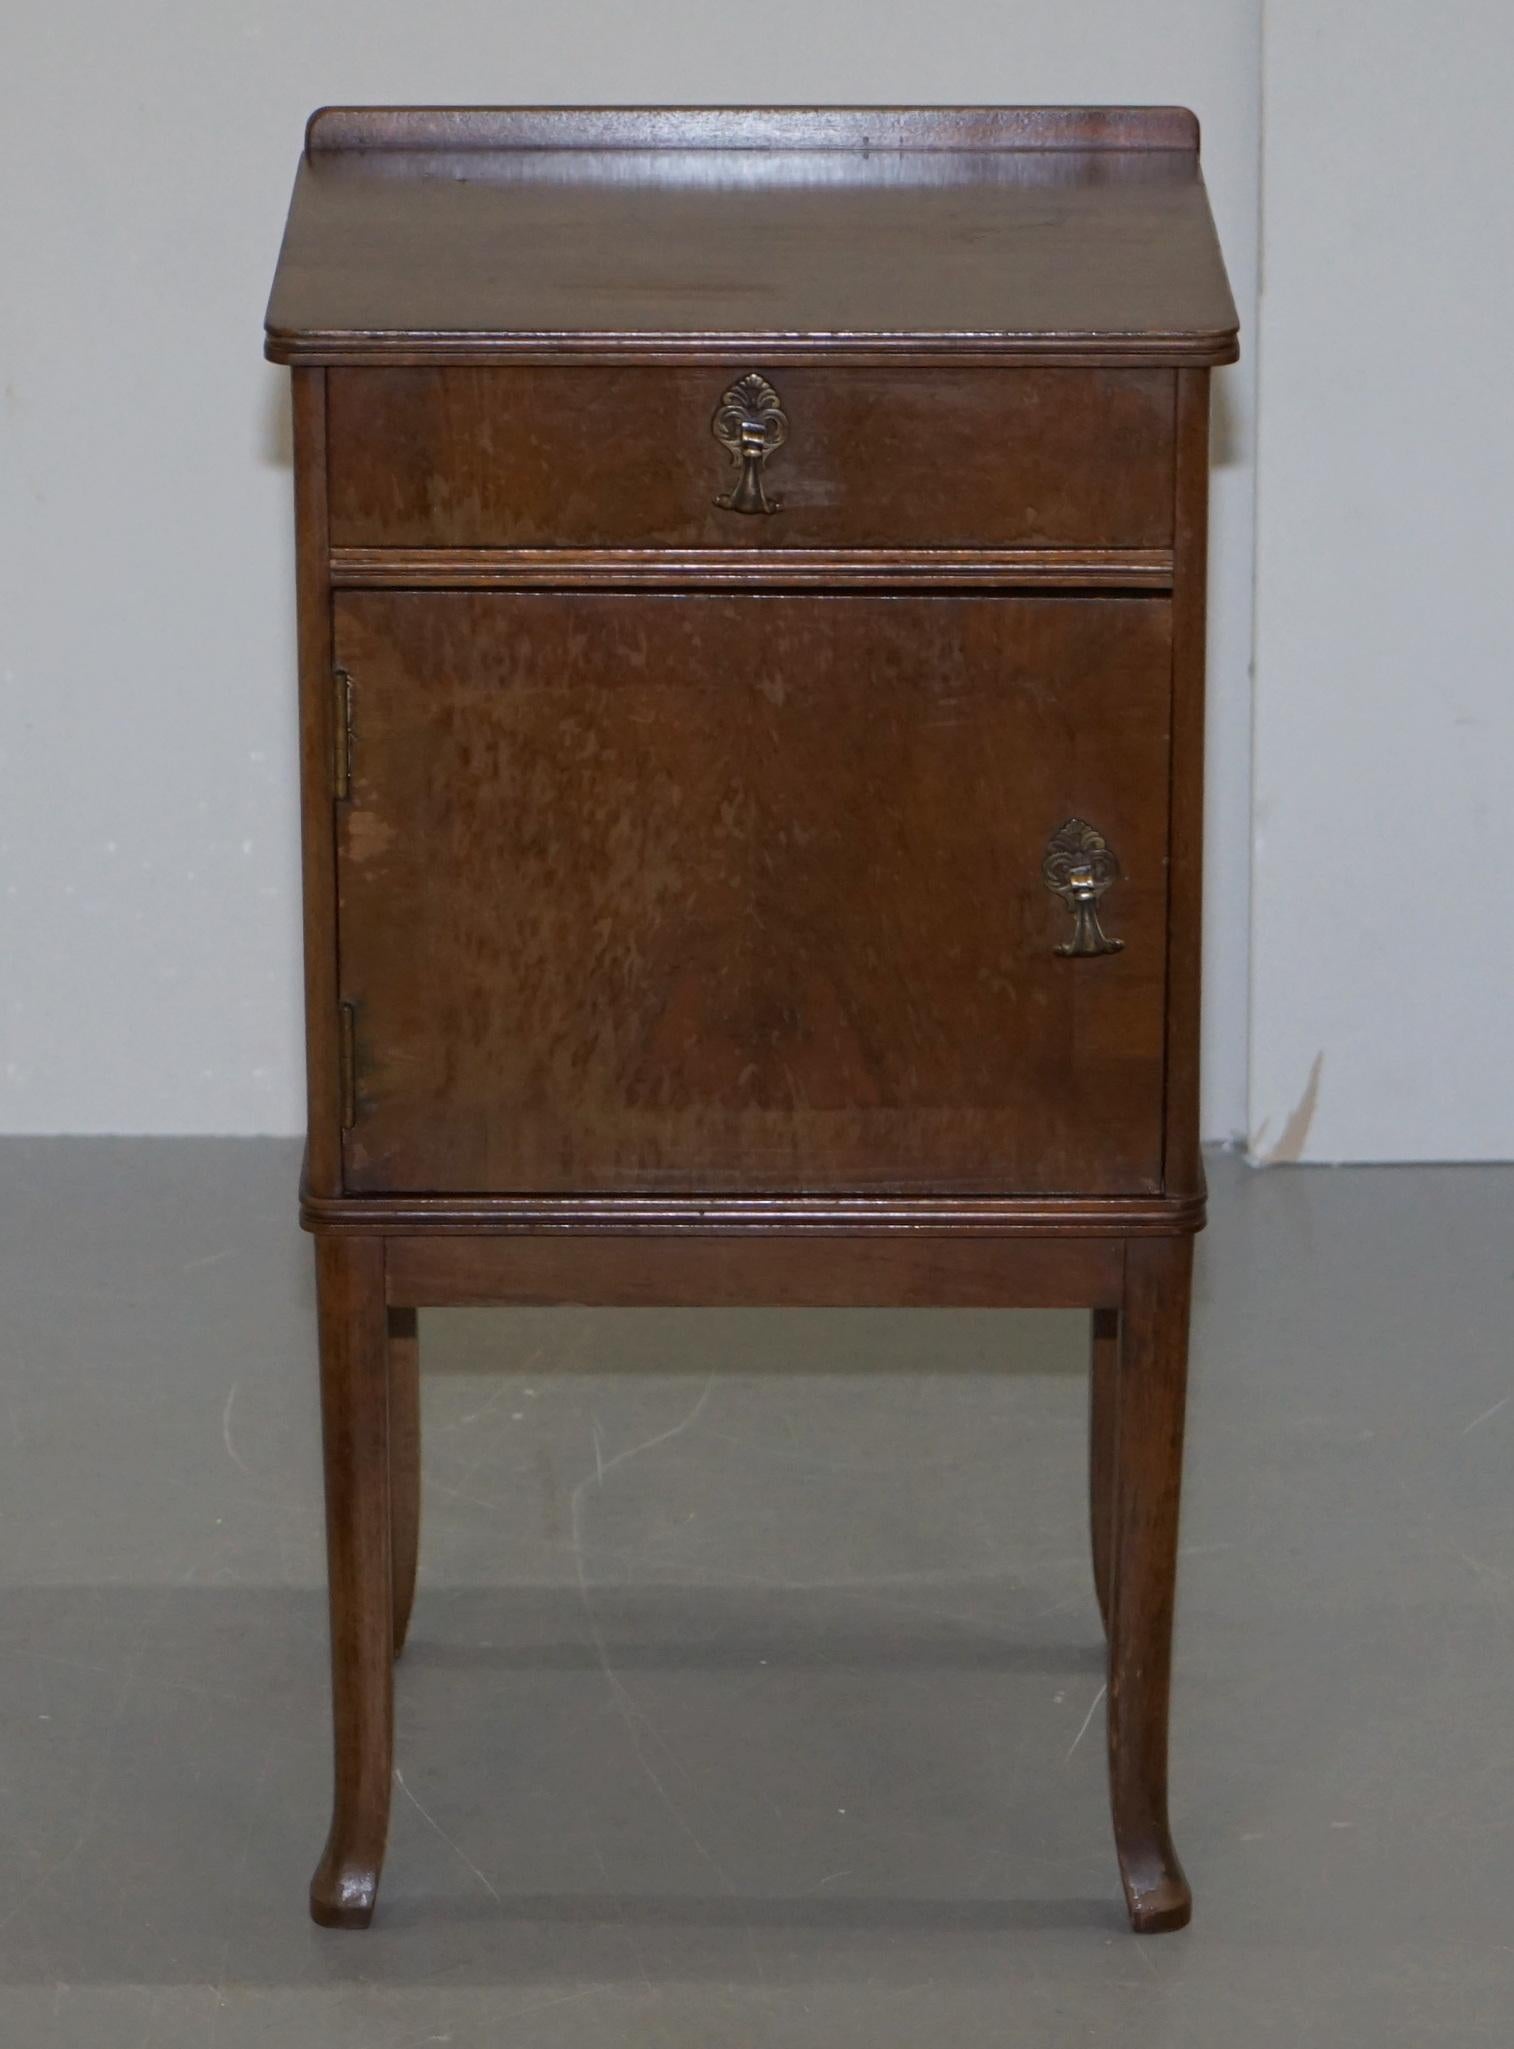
[0,3,1259,1136]
[1249,2,1514,1161]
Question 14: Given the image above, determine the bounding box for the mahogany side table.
[265,104,1238,1935]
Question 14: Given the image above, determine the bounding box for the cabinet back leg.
[1089,1306,1119,1635]
[310,1235,394,1929]
[388,1307,421,1659]
[1107,1236,1193,1933]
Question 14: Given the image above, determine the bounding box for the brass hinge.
[338,1000,357,1131]
[333,667,353,799]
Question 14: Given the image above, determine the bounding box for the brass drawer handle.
[1043,819,1124,957]
[712,372,788,515]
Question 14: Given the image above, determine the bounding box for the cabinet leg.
[388,1308,421,1659]
[1107,1237,1193,1934]
[310,1235,393,1930]
[1089,1306,1118,1636]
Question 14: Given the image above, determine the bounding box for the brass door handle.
[712,372,788,515]
[1043,819,1124,957]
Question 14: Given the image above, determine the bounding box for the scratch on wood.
[343,809,395,863]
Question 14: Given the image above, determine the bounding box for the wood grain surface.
[333,589,1172,1196]
[383,1232,1126,1310]
[325,366,1176,550]
[266,109,1238,366]
[304,105,1203,155]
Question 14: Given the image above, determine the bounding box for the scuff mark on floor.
[1064,1681,1107,1762]
[1462,1394,1511,1436]
[221,1383,250,1477]
[1255,1051,1325,1165]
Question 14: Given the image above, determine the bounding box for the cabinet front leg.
[1089,1306,1119,1636]
[1107,1237,1193,1934]
[388,1307,421,1659]
[310,1235,393,1929]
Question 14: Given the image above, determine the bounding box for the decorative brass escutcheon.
[711,372,788,514]
[1043,818,1125,957]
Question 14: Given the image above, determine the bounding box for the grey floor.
[0,1142,1510,2045]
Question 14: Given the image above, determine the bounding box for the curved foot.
[310,1843,380,1929]
[1119,1840,1192,1933]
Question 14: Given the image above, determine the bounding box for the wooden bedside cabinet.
[265,104,1238,1935]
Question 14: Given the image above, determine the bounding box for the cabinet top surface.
[264,106,1238,366]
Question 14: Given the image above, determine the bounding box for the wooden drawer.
[325,366,1175,551]
[333,589,1172,1197]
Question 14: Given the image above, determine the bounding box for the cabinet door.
[334,591,1171,1195]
